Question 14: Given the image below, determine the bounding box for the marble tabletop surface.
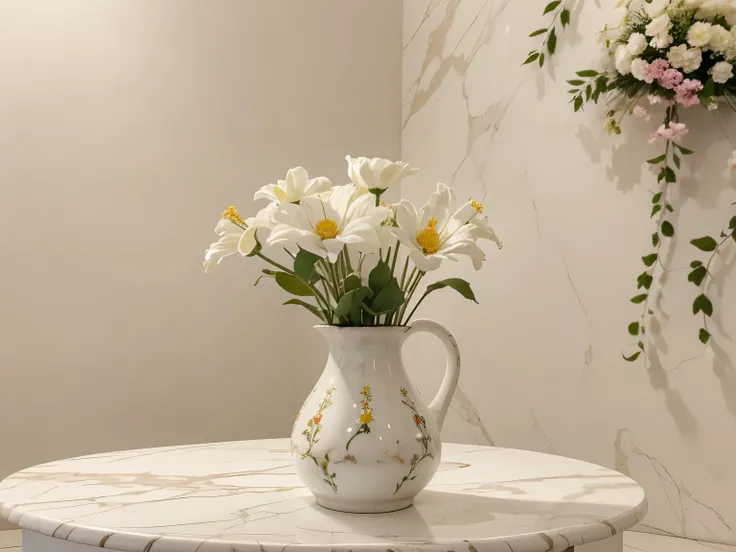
[0,439,647,552]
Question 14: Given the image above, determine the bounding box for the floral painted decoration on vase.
[395,387,434,495]
[300,385,337,493]
[564,0,736,359]
[346,386,374,450]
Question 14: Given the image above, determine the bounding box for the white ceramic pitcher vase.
[290,319,461,514]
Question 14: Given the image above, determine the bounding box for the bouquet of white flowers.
[203,157,501,326]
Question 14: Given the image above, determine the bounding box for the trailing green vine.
[523,0,572,68]
[688,211,736,345]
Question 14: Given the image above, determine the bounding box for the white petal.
[283,166,309,201]
[408,249,442,272]
[304,176,333,196]
[330,184,358,223]
[395,200,420,243]
[322,238,345,262]
[442,202,478,238]
[420,183,454,228]
[254,184,279,203]
[441,240,487,270]
[238,226,259,255]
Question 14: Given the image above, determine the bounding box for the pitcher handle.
[403,319,461,431]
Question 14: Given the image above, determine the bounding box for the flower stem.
[257,252,294,275]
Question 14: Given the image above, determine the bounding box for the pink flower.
[659,68,684,89]
[646,58,670,80]
[649,121,689,143]
[674,78,703,108]
[633,105,651,121]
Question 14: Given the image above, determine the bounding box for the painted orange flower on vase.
[300,384,338,493]
[395,386,434,495]
[346,385,374,450]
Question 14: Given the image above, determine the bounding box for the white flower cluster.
[204,157,500,274]
[610,0,736,85]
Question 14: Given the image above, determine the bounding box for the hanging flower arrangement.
[558,0,736,360]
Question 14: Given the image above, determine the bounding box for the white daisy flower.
[254,166,332,205]
[392,183,499,272]
[267,184,390,262]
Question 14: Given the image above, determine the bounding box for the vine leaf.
[693,294,713,317]
[539,52,546,67]
[543,0,562,14]
[651,204,662,217]
[523,52,540,65]
[560,8,570,25]
[642,253,658,267]
[628,322,640,336]
[661,221,675,237]
[631,293,648,304]
[652,192,663,203]
[652,233,660,246]
[699,328,711,344]
[547,27,557,54]
[529,28,547,37]
[687,266,707,286]
[623,351,642,362]
[691,236,718,251]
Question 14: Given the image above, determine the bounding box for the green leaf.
[275,272,314,297]
[677,145,695,155]
[576,69,598,77]
[652,192,663,204]
[699,328,711,344]
[690,260,703,268]
[651,204,662,217]
[699,78,715,106]
[539,52,546,67]
[574,96,583,112]
[369,278,405,315]
[638,341,645,350]
[647,155,666,165]
[254,268,277,287]
[567,79,585,85]
[631,293,648,304]
[547,27,557,54]
[693,294,714,317]
[729,216,736,230]
[652,233,660,247]
[543,0,561,14]
[560,8,570,25]
[623,351,642,362]
[368,260,391,294]
[664,167,676,183]
[585,84,592,101]
[673,153,681,169]
[523,52,540,65]
[637,272,654,290]
[343,274,362,293]
[642,253,658,267]
[425,278,479,303]
[628,321,640,336]
[691,236,718,252]
[335,287,372,325]
[688,266,707,286]
[661,220,674,237]
[293,249,322,283]
[283,299,326,323]
[665,203,673,212]
[529,28,547,37]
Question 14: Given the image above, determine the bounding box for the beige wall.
[402,0,736,546]
[0,0,401,527]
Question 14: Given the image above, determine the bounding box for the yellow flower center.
[416,217,441,255]
[315,218,339,240]
[222,206,245,226]
[359,411,374,424]
[470,199,483,213]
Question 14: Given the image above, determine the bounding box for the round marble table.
[0,439,646,552]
